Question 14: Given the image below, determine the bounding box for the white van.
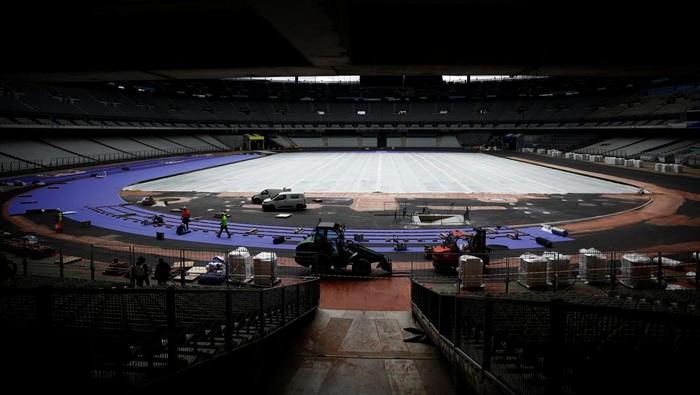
[251,187,290,204]
[262,191,307,211]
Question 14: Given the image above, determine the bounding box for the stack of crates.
[458,254,484,289]
[543,251,572,287]
[518,253,548,289]
[578,247,607,283]
[253,251,278,285]
[228,246,252,281]
[620,253,652,289]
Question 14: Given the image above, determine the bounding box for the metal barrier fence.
[2,237,699,393]
[0,273,320,391]
[411,281,700,395]
[1,241,315,285]
[407,247,700,292]
[1,238,699,288]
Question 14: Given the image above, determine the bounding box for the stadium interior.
[1,1,700,394]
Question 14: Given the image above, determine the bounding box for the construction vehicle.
[424,227,490,271]
[294,222,392,276]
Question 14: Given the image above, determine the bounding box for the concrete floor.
[260,306,457,395]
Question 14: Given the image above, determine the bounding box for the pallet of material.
[171,260,195,269]
[1,238,56,259]
[54,256,82,264]
[187,266,208,274]
[228,277,253,285]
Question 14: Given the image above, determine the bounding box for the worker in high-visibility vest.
[55,208,63,233]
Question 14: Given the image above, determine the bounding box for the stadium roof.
[1,0,697,82]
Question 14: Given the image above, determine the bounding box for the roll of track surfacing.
[551,227,568,237]
[535,237,553,248]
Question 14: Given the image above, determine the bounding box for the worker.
[217,212,232,238]
[181,206,191,231]
[55,208,63,233]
